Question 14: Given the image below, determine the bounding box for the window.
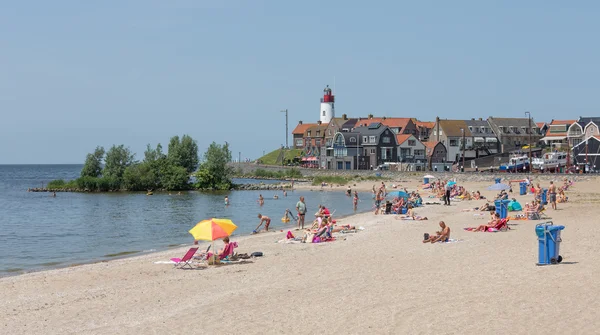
[381,148,387,159]
[307,131,311,137]
[481,126,486,133]
[322,111,326,116]
[337,161,343,169]
[316,130,321,137]
[363,136,368,143]
[433,130,437,136]
[408,140,416,146]
[369,136,376,143]
[439,130,443,136]
[315,139,321,147]
[449,139,458,147]
[468,126,473,132]
[370,148,376,154]
[414,149,425,157]
[364,149,368,156]
[334,148,347,157]
[328,129,332,135]
[349,137,357,142]
[382,137,391,144]
[295,139,303,147]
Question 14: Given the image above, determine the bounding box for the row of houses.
[288,86,600,171]
[291,114,600,171]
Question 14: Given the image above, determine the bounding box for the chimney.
[479,118,483,121]
[299,121,303,125]
[358,117,361,121]
[368,114,374,119]
[342,114,347,120]
[317,121,322,125]
[383,116,387,120]
[471,118,475,120]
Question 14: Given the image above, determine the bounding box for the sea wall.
[232,163,594,183]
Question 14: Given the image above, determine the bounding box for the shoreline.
[0,202,372,279]
[2,177,598,334]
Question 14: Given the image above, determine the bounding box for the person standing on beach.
[444,181,452,206]
[296,196,307,229]
[549,181,557,210]
[353,191,359,209]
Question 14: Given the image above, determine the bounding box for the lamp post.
[525,111,532,174]
[356,134,360,170]
[460,128,465,172]
[280,109,288,149]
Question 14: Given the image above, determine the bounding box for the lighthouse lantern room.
[320,85,335,124]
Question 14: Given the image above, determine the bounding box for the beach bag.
[286,231,295,239]
[250,252,263,257]
[312,236,322,243]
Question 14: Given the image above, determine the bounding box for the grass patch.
[312,176,351,186]
[249,168,302,179]
[47,179,78,189]
[257,148,303,165]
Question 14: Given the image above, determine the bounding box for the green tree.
[194,142,233,190]
[167,135,199,174]
[103,145,135,182]
[80,146,105,178]
[123,162,157,191]
[160,164,190,190]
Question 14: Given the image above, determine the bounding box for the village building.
[424,141,449,171]
[487,117,543,153]
[539,119,576,149]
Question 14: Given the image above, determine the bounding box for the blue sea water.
[0,165,373,275]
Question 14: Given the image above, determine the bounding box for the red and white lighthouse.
[320,85,335,124]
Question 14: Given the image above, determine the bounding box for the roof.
[414,121,435,129]
[578,117,600,125]
[550,120,576,125]
[353,123,390,136]
[352,117,413,130]
[328,117,347,128]
[423,141,446,156]
[536,122,547,129]
[464,119,489,127]
[292,123,315,135]
[395,134,412,145]
[488,117,536,128]
[572,135,600,149]
[339,132,361,146]
[437,120,473,137]
[304,124,328,137]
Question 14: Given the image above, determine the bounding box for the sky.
[2,0,600,164]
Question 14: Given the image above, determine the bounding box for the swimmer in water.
[273,195,279,199]
[258,194,264,205]
[353,191,359,209]
[224,196,229,206]
[52,192,56,198]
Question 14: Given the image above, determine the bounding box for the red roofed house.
[292,121,315,149]
[396,134,427,171]
[540,119,576,149]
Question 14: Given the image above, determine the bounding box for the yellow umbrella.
[189,218,237,263]
[189,218,237,241]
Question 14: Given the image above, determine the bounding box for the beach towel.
[286,231,295,239]
[441,239,462,243]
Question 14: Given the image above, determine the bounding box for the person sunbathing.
[423,221,451,243]
[315,217,331,238]
[558,189,568,203]
[478,202,495,212]
[473,213,500,232]
[396,205,428,220]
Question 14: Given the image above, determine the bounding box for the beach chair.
[492,218,509,231]
[171,247,198,269]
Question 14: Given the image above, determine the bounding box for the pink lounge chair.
[171,247,198,269]
[206,242,239,261]
[490,218,509,231]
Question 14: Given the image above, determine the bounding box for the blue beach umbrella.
[387,191,409,198]
[487,183,511,191]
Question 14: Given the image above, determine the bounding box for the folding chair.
[170,247,198,269]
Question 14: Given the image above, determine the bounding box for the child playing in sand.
[255,214,271,233]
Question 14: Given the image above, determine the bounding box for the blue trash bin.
[500,199,510,219]
[401,207,408,214]
[519,182,527,195]
[536,224,565,265]
[541,189,548,205]
[495,178,501,184]
[423,177,430,185]
[494,200,501,217]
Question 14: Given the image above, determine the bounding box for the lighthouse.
[320,85,335,123]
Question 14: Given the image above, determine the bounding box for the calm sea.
[0,165,374,275]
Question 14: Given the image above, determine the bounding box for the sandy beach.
[2,175,599,334]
